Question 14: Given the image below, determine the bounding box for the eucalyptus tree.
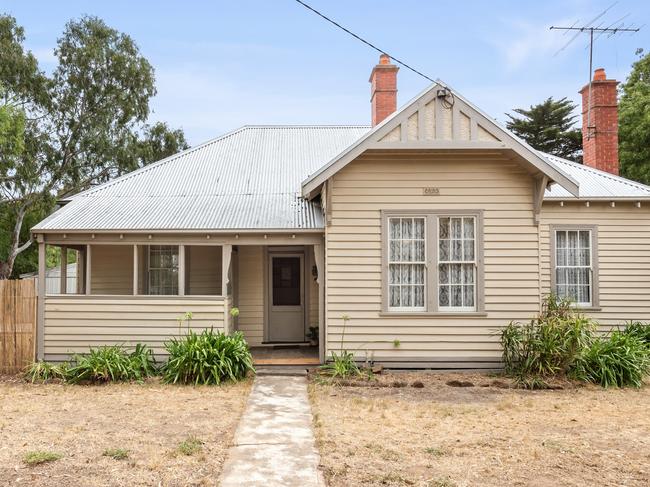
[0,15,188,278]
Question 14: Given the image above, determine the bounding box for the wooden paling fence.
[0,279,37,374]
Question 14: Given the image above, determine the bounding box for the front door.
[268,253,305,342]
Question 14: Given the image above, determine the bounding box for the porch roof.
[33,125,369,232]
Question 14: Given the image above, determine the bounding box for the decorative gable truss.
[376,88,501,146]
[302,82,579,224]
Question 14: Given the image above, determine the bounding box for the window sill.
[574,306,601,312]
[379,311,488,318]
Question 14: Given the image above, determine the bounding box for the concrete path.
[219,375,325,487]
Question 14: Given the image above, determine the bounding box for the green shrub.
[571,331,650,388]
[500,296,595,386]
[161,329,254,385]
[64,344,156,384]
[23,451,63,466]
[319,351,361,379]
[102,448,129,460]
[24,361,67,383]
[622,321,650,345]
[176,436,203,455]
[128,343,158,378]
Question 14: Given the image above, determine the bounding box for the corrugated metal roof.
[34,126,369,231]
[543,153,650,200]
[32,125,650,233]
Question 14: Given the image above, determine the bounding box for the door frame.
[263,247,308,343]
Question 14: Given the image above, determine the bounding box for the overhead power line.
[293,0,435,83]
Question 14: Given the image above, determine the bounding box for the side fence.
[0,279,37,374]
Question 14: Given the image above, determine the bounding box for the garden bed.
[0,376,251,486]
[309,371,650,486]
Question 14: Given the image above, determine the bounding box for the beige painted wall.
[307,247,319,328]
[237,245,265,346]
[90,244,223,296]
[91,245,133,295]
[540,202,650,326]
[43,296,225,358]
[186,245,222,295]
[325,153,541,366]
[326,152,650,367]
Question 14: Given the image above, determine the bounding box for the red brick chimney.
[369,54,398,126]
[579,68,619,175]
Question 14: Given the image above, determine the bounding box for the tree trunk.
[0,260,12,280]
[0,205,32,280]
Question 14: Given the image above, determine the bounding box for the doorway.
[267,252,305,342]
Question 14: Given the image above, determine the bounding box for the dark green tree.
[505,97,582,162]
[620,49,650,184]
[0,15,188,278]
[138,122,189,165]
[118,121,190,176]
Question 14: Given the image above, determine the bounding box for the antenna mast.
[550,19,640,139]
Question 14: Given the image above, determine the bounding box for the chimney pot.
[579,68,619,175]
[369,54,399,126]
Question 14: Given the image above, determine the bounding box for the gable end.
[301,82,579,199]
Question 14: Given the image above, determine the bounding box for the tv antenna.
[550,3,640,139]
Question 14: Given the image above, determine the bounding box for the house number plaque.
[422,187,440,195]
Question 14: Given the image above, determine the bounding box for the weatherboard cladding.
[33,125,650,232]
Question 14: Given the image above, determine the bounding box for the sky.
[3,0,648,145]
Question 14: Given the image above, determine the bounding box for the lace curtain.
[439,217,475,309]
[388,217,426,309]
[555,230,591,304]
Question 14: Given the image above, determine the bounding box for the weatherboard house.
[32,57,650,367]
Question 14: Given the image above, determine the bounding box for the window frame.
[381,210,484,315]
[387,216,428,312]
[147,245,179,296]
[437,216,478,312]
[550,224,599,309]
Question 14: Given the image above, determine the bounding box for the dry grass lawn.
[310,372,650,487]
[0,377,251,486]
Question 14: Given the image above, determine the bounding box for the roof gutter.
[31,227,326,235]
[544,196,650,201]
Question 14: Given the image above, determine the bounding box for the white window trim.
[549,224,599,310]
[553,228,595,308]
[381,210,484,315]
[387,216,427,312]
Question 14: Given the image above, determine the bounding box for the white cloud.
[492,16,584,72]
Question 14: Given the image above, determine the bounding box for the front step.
[254,357,320,366]
[255,365,312,377]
